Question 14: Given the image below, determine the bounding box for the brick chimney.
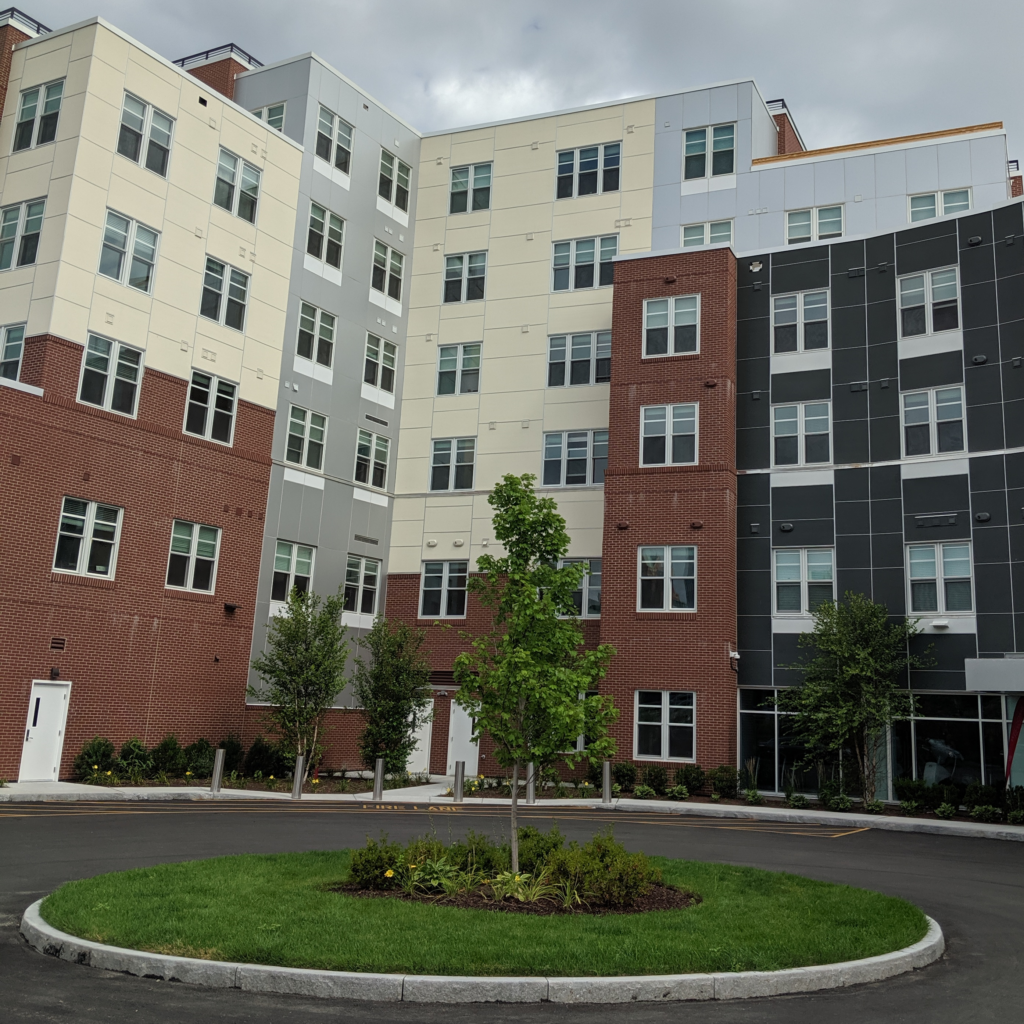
[765,98,805,156]
[1010,160,1023,198]
[0,7,51,121]
[172,43,262,101]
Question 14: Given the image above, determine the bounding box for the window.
[297,303,336,367]
[13,80,63,151]
[98,211,158,292]
[200,258,248,331]
[543,429,608,485]
[636,690,695,760]
[908,543,973,613]
[683,124,734,179]
[564,557,602,617]
[772,291,829,352]
[78,335,142,416]
[774,549,834,614]
[682,220,733,247]
[552,236,616,290]
[53,498,122,578]
[251,103,285,131]
[345,555,380,615]
[548,332,611,387]
[902,386,964,457]
[430,438,476,491]
[306,203,343,268]
[214,150,261,223]
[378,150,411,212]
[556,143,620,198]
[772,402,830,466]
[638,546,696,611]
[421,560,468,617]
[644,295,699,356]
[641,403,697,466]
[909,188,971,222]
[786,206,843,244]
[116,94,173,176]
[364,334,397,393]
[0,199,45,270]
[272,541,313,600]
[450,162,491,212]
[437,343,480,395]
[899,268,959,337]
[1,324,26,380]
[184,371,236,444]
[286,405,327,471]
[443,252,486,303]
[315,105,353,173]
[166,520,220,592]
[355,429,390,489]
[371,241,403,301]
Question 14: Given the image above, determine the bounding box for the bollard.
[291,755,304,800]
[373,757,384,801]
[526,761,536,804]
[453,760,465,803]
[602,759,612,804]
[210,747,226,795]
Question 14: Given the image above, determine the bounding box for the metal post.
[373,757,384,801]
[602,759,612,804]
[291,755,304,800]
[453,760,465,803]
[526,761,536,804]
[210,747,226,794]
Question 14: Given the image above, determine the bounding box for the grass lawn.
[40,851,927,977]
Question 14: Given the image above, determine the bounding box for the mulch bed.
[331,882,700,916]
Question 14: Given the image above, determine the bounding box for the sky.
[21,0,1024,154]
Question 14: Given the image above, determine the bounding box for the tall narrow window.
[556,144,621,197]
[430,438,476,490]
[1,324,25,380]
[184,371,236,444]
[316,105,353,173]
[214,149,261,223]
[420,560,468,617]
[0,200,45,270]
[641,404,698,466]
[773,402,830,466]
[378,150,411,211]
[644,295,699,357]
[684,128,707,179]
[296,303,336,367]
[13,80,63,151]
[200,258,248,330]
[371,241,403,301]
[711,124,735,175]
[286,405,327,471]
[355,429,390,489]
[436,343,480,395]
[78,336,142,416]
[443,252,486,302]
[564,557,602,617]
[902,386,964,456]
[98,211,158,293]
[166,520,220,592]
[307,203,343,268]
[272,541,313,601]
[908,543,973,613]
[364,334,397,393]
[53,498,122,578]
[345,555,380,614]
[638,546,696,611]
[899,268,959,337]
[117,94,174,176]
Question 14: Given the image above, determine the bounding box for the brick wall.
[1012,175,1023,198]
[0,22,31,124]
[773,112,804,155]
[186,57,247,100]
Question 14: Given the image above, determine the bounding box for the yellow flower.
[186,771,192,776]
[384,869,394,878]
[92,764,98,770]
[515,874,521,882]
[269,775,274,780]
[105,771,111,776]
[311,778,320,785]
[409,864,417,870]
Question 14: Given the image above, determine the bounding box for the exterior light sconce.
[691,521,704,530]
[664,276,677,284]
[749,523,760,534]
[779,523,794,532]
[931,620,950,629]
[49,667,60,679]
[617,521,629,530]
[973,354,987,365]
[453,539,464,547]
[749,262,762,272]
[975,512,991,523]
[704,379,717,388]
[968,236,983,246]
[426,539,437,547]
[224,603,240,614]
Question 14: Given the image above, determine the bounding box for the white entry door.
[406,700,434,775]
[446,701,479,776]
[19,681,71,782]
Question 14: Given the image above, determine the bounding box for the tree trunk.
[510,759,521,873]
[860,727,875,804]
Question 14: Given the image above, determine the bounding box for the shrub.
[585,760,605,788]
[611,762,637,791]
[863,800,885,815]
[546,829,660,907]
[349,834,405,889]
[899,800,922,816]
[893,778,942,810]
[220,734,244,773]
[150,735,186,776]
[183,738,215,777]
[1006,786,1024,815]
[641,765,668,795]
[632,784,657,800]
[516,825,565,873]
[970,804,1003,823]
[116,738,153,781]
[964,783,1002,811]
[73,737,116,779]
[674,764,706,794]
[1008,809,1024,826]
[786,793,810,809]
[745,788,764,806]
[666,784,689,800]
[934,802,956,819]
[829,793,853,812]
[243,735,286,777]
[708,765,738,799]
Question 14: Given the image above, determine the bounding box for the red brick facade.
[773,112,804,155]
[1012,175,1023,198]
[186,57,247,101]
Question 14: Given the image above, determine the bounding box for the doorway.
[446,701,479,776]
[19,681,71,782]
[406,700,434,775]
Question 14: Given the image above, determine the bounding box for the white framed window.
[184,370,236,445]
[345,555,380,615]
[902,386,965,457]
[166,520,221,593]
[52,497,122,578]
[437,343,480,395]
[364,334,397,393]
[371,241,403,301]
[272,541,313,601]
[200,257,248,331]
[297,303,336,368]
[78,335,142,416]
[772,291,829,353]
[898,267,959,338]
[1,323,26,381]
[251,103,285,131]
[909,188,971,223]
[0,199,44,270]
[772,402,830,466]
[315,105,352,173]
[552,235,616,291]
[548,332,611,387]
[98,211,158,293]
[638,546,696,611]
[773,549,834,614]
[430,438,476,491]
[13,80,63,151]
[908,542,973,614]
[684,124,735,179]
[635,690,696,760]
[420,560,468,618]
[543,429,608,486]
[116,93,173,176]
[564,558,602,618]
[355,429,390,490]
[644,295,699,356]
[681,220,733,247]
[286,405,327,471]
[641,403,697,466]
[557,143,620,198]
[787,205,843,244]
[213,149,260,224]
[379,150,411,212]
[450,163,491,212]
[444,252,486,302]
[306,202,343,269]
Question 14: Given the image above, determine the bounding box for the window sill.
[634,610,698,619]
[641,352,701,361]
[163,588,219,603]
[50,572,116,589]
[0,376,43,397]
[633,756,698,763]
[897,330,963,360]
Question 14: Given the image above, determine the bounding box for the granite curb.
[21,900,944,1003]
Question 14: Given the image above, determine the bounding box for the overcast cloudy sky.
[24,1,1024,154]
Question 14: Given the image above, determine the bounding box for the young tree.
[452,474,617,872]
[249,587,349,782]
[352,617,434,776]
[775,591,931,802]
